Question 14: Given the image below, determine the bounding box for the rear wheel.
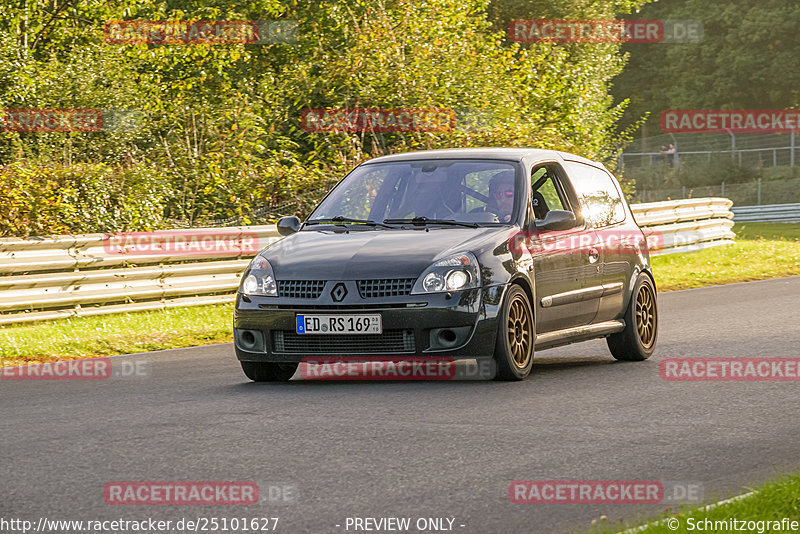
[241,361,298,382]
[494,285,534,381]
[607,273,658,361]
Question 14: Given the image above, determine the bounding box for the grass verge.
[0,304,233,366]
[1,223,798,364]
[652,223,800,291]
[588,471,800,533]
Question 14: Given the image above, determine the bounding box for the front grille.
[277,280,325,299]
[273,330,415,354]
[358,278,415,298]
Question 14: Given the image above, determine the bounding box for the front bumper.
[233,282,507,363]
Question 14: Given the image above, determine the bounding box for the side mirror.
[277,216,302,236]
[535,210,577,232]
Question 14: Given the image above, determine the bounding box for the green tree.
[613,0,800,134]
[0,0,653,233]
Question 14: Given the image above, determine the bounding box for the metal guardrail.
[630,197,736,255]
[0,227,281,325]
[731,203,800,223]
[0,198,735,325]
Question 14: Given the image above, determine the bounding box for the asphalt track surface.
[3,276,800,534]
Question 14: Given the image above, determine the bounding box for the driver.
[485,171,516,222]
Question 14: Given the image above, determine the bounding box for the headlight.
[240,255,278,297]
[412,252,480,294]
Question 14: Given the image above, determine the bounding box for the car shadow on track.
[221,354,621,390]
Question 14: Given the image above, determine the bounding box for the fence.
[621,147,799,169]
[0,198,735,325]
[631,177,800,206]
[621,132,800,169]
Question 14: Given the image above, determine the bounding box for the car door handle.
[588,248,599,264]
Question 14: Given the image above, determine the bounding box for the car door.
[526,163,603,333]
[563,161,637,323]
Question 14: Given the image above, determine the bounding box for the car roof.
[363,148,601,167]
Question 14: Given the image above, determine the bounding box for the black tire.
[494,284,535,381]
[241,361,298,382]
[607,273,658,361]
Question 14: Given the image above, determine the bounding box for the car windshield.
[307,160,519,226]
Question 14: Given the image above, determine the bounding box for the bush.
[0,163,172,237]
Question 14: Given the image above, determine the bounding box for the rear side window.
[565,162,626,228]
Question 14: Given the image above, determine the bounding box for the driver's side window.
[530,166,569,221]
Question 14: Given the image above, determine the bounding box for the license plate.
[296,314,382,335]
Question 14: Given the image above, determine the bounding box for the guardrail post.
[721,181,725,197]
[682,186,686,199]
[791,133,796,167]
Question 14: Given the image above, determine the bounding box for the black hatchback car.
[234,148,657,381]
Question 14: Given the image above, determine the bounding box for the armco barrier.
[630,197,735,255]
[0,199,735,325]
[731,203,800,223]
[0,227,280,325]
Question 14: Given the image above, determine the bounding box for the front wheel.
[494,285,535,381]
[607,273,658,361]
[241,361,298,382]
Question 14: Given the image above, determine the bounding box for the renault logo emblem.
[331,283,347,302]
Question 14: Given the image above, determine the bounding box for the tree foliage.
[613,0,800,133]
[0,0,651,234]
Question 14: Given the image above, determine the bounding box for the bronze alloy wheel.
[507,294,533,369]
[635,281,656,349]
[607,273,658,361]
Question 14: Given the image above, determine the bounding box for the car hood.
[262,227,508,280]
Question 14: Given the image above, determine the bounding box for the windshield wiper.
[306,216,392,228]
[383,217,479,228]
